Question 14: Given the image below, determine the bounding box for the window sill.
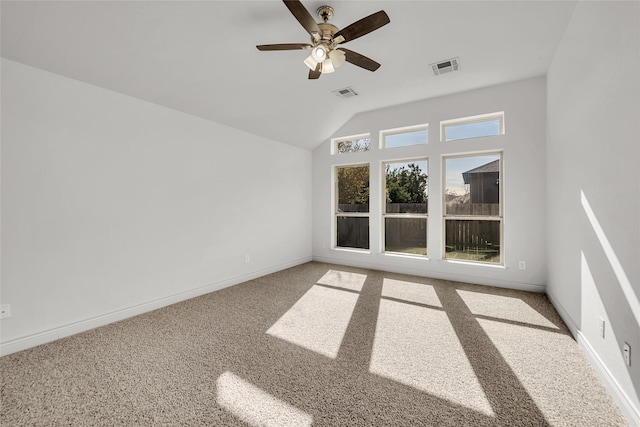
[384,252,429,261]
[332,247,371,255]
[444,259,505,269]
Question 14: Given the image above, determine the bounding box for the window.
[444,153,502,263]
[381,124,428,149]
[333,134,371,154]
[383,159,428,256]
[441,112,504,142]
[336,164,370,249]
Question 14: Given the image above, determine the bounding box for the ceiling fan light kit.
[257,0,390,79]
[312,46,326,62]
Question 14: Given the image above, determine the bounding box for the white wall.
[0,59,312,355]
[312,77,547,291]
[547,1,640,423]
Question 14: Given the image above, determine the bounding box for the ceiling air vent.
[431,58,460,76]
[333,87,358,98]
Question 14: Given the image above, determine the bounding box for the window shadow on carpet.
[0,261,627,426]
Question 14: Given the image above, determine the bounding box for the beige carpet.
[0,262,627,426]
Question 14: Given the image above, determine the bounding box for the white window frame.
[334,163,370,251]
[442,152,503,265]
[381,157,429,257]
[440,112,505,142]
[380,123,429,149]
[331,133,371,155]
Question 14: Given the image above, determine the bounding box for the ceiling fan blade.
[334,10,390,44]
[283,0,321,37]
[308,63,322,79]
[257,43,312,51]
[341,48,381,72]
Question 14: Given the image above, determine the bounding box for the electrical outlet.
[518,261,526,270]
[245,253,251,263]
[599,317,605,338]
[0,304,10,319]
[623,342,631,367]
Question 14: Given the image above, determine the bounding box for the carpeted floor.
[0,262,627,426]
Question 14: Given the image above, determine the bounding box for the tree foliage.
[386,163,428,204]
[337,165,370,206]
[337,138,370,154]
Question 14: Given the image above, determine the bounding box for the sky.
[385,129,428,148]
[444,119,501,142]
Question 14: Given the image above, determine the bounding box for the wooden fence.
[445,202,499,216]
[336,203,500,256]
[336,216,369,249]
[445,219,500,254]
[384,217,427,248]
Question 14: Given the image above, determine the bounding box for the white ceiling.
[1,0,577,150]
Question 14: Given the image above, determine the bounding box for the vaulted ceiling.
[1,1,577,150]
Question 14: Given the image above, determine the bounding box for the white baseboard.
[577,331,640,426]
[545,290,579,337]
[546,291,640,426]
[312,255,545,293]
[0,256,312,357]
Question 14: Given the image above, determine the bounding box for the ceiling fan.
[256,1,390,79]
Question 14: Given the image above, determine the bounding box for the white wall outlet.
[518,261,526,270]
[0,304,10,319]
[599,317,605,338]
[623,342,631,367]
[245,253,251,263]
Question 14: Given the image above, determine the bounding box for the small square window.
[445,220,501,263]
[337,216,370,250]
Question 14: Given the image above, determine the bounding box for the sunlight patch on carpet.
[381,278,442,307]
[266,285,359,358]
[216,371,312,427]
[370,299,494,416]
[476,317,623,425]
[457,290,559,329]
[317,269,367,292]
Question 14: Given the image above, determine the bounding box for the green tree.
[386,163,427,204]
[337,165,369,210]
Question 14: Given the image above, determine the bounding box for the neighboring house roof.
[462,159,500,184]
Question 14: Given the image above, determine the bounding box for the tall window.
[444,153,502,263]
[336,164,370,249]
[383,159,428,256]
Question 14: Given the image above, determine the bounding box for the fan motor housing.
[318,23,338,41]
